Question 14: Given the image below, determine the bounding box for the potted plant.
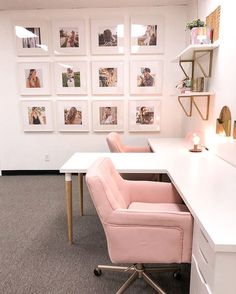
[186,18,212,44]
[186,18,205,30]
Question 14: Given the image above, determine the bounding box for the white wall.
[0,6,187,171]
[185,1,236,166]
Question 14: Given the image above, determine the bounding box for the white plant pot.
[190,27,212,45]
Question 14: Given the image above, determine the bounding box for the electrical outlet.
[44,154,50,161]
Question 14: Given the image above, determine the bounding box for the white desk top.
[149,138,236,253]
[60,138,236,252]
[60,152,168,174]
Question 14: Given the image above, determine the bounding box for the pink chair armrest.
[106,209,193,264]
[106,209,193,234]
[126,180,182,204]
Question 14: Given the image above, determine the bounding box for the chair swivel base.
[93,263,181,294]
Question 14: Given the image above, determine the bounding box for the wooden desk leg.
[65,173,73,244]
[78,173,84,216]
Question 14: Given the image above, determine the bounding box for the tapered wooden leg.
[65,173,73,244]
[78,173,84,216]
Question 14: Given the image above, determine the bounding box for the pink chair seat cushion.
[128,202,189,213]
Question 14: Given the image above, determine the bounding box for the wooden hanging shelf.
[178,92,213,120]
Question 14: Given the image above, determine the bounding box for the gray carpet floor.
[0,175,190,294]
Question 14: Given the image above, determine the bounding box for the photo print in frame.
[130,60,163,95]
[52,20,86,55]
[90,18,124,55]
[54,61,87,95]
[128,100,161,132]
[92,100,124,132]
[21,100,53,132]
[91,61,124,95]
[18,62,51,95]
[15,20,50,56]
[130,16,164,54]
[56,100,89,132]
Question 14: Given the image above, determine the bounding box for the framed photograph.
[130,16,164,54]
[56,100,89,132]
[14,21,50,56]
[18,62,51,95]
[92,100,124,132]
[90,18,124,55]
[54,61,87,95]
[21,100,53,132]
[130,60,163,95]
[52,20,86,55]
[128,100,161,132]
[91,61,124,95]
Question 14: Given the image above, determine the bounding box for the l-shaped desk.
[60,138,236,294]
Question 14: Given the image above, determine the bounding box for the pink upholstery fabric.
[106,132,154,181]
[128,202,189,212]
[86,157,193,265]
[106,132,151,153]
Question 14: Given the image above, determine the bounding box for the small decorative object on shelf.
[233,121,236,139]
[176,77,191,93]
[186,18,212,45]
[216,105,231,136]
[189,134,202,152]
[192,77,204,92]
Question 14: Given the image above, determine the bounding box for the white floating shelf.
[172,43,219,62]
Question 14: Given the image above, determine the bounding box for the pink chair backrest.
[86,158,130,220]
[106,132,125,152]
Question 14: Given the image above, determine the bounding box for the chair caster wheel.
[173,270,182,280]
[94,268,102,277]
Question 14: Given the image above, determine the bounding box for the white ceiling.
[0,0,188,10]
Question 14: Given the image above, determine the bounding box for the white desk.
[149,138,236,294]
[149,138,236,251]
[60,139,236,293]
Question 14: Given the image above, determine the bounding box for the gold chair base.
[94,263,181,294]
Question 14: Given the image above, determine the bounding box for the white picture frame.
[130,60,163,95]
[52,20,86,55]
[130,16,164,54]
[18,62,51,96]
[21,100,53,132]
[128,100,161,132]
[54,61,87,95]
[90,18,124,55]
[14,20,50,56]
[56,100,89,132]
[91,61,124,95]
[92,100,124,132]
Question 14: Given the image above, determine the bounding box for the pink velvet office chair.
[106,132,158,181]
[106,132,151,153]
[86,157,193,293]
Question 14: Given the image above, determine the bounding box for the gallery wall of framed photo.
[14,7,185,135]
[0,6,187,170]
